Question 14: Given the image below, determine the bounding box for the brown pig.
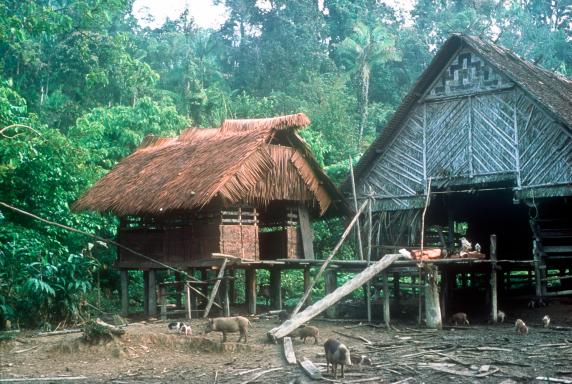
[204,316,251,343]
[288,325,319,344]
[324,338,352,378]
[450,312,470,326]
[515,319,528,335]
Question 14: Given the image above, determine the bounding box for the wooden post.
[298,206,315,260]
[382,271,390,327]
[303,268,312,306]
[424,265,442,329]
[268,253,410,341]
[148,270,157,318]
[270,267,282,310]
[185,283,192,320]
[228,269,236,304]
[160,285,167,320]
[366,194,373,323]
[246,268,257,315]
[490,234,498,322]
[222,272,230,317]
[418,268,423,326]
[393,272,400,314]
[325,270,337,318]
[120,270,129,317]
[143,270,149,317]
[175,272,183,309]
[441,270,450,322]
[349,158,364,260]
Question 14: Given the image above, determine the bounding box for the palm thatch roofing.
[73,113,344,216]
[347,33,572,190]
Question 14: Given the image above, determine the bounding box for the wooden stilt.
[325,270,337,318]
[418,269,423,326]
[303,268,312,306]
[382,271,390,327]
[441,270,448,322]
[246,268,257,315]
[143,270,149,317]
[270,267,282,310]
[185,283,192,320]
[148,270,157,318]
[490,234,498,322]
[222,272,230,317]
[160,285,167,320]
[366,194,373,323]
[424,265,442,329]
[175,272,182,309]
[120,270,129,317]
[393,272,400,314]
[228,269,236,305]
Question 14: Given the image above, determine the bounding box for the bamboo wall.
[359,48,572,211]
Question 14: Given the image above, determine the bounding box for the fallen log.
[240,368,282,384]
[267,253,410,341]
[283,337,297,365]
[299,358,323,380]
[535,377,572,384]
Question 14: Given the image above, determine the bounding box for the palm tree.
[337,22,400,148]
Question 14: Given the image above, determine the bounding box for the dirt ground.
[1,301,571,384]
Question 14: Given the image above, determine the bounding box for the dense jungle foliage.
[0,0,570,328]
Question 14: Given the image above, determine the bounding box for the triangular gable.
[425,48,514,100]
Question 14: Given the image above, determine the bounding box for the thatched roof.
[348,34,572,190]
[73,113,343,216]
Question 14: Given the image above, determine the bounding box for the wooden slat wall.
[357,48,572,211]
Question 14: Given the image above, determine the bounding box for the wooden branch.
[535,378,572,384]
[332,330,371,344]
[268,252,410,341]
[203,258,229,318]
[95,318,125,336]
[291,199,369,316]
[37,329,82,337]
[283,337,297,364]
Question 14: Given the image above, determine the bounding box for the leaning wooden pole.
[268,252,411,341]
[291,200,369,316]
[203,258,229,318]
[349,158,364,261]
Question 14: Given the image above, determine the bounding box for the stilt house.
[74,113,344,268]
[348,34,572,304]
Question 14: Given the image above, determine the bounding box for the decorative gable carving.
[426,48,513,100]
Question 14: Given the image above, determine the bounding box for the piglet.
[542,315,550,328]
[450,312,470,326]
[350,354,372,366]
[204,316,250,343]
[324,338,352,378]
[497,310,506,323]
[515,319,528,335]
[288,325,319,344]
[278,310,290,323]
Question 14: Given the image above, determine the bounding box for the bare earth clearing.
[1,303,571,383]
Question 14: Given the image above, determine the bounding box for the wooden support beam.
[441,270,449,322]
[267,252,410,341]
[246,268,257,315]
[349,158,364,260]
[303,268,312,306]
[203,258,229,318]
[424,265,442,329]
[148,270,157,318]
[185,283,192,320]
[490,234,498,323]
[175,272,183,309]
[120,270,129,317]
[298,206,314,260]
[160,285,167,320]
[382,271,390,327]
[366,195,373,323]
[270,267,282,310]
[325,270,337,318]
[418,269,423,326]
[223,271,230,317]
[143,270,149,317]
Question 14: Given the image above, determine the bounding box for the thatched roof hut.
[74,113,344,266]
[74,113,341,217]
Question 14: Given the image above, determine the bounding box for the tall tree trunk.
[358,65,370,150]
